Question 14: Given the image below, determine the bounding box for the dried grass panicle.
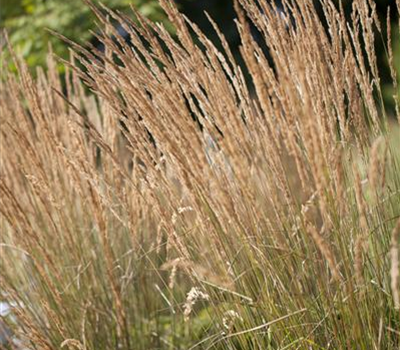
[391,219,400,309]
[368,136,387,196]
[183,287,210,321]
[1,0,400,348]
[353,165,369,234]
[307,223,342,283]
[60,339,85,350]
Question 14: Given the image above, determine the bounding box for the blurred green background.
[0,0,167,67]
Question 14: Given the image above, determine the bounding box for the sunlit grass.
[1,0,400,349]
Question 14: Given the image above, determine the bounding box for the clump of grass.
[1,0,400,349]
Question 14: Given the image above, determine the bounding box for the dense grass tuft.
[1,0,400,349]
